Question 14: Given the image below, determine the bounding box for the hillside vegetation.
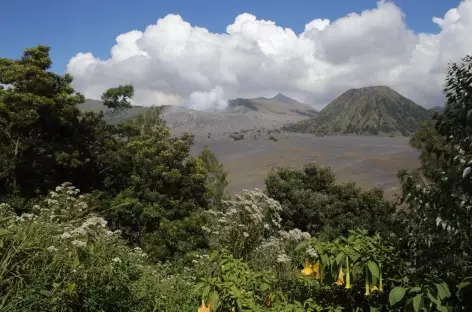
[1,46,472,311]
[285,86,432,136]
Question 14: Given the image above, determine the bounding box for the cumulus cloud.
[67,0,472,110]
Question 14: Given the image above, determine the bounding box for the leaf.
[202,285,211,298]
[412,294,422,312]
[458,281,471,289]
[72,256,80,268]
[426,290,441,306]
[192,282,206,295]
[463,167,471,178]
[209,249,219,261]
[335,252,345,266]
[0,228,12,237]
[67,283,76,295]
[435,283,451,299]
[367,261,380,279]
[260,283,270,291]
[389,286,406,306]
[437,306,449,312]
[208,291,219,310]
[409,287,422,294]
[295,240,310,251]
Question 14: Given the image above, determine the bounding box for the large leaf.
[435,283,451,300]
[335,252,345,266]
[412,294,422,312]
[389,286,406,306]
[0,228,12,237]
[208,291,220,310]
[367,261,380,279]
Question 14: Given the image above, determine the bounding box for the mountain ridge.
[78,93,317,137]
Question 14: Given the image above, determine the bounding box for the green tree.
[198,146,231,208]
[0,45,124,199]
[106,111,211,262]
[101,84,134,116]
[397,55,472,307]
[265,163,396,239]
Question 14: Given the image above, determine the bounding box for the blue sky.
[0,0,460,73]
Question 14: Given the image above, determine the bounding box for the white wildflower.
[276,253,291,263]
[112,257,122,264]
[71,240,87,248]
[306,246,318,258]
[60,232,72,239]
[243,232,249,238]
[46,246,58,252]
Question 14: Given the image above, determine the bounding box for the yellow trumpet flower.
[345,257,351,289]
[198,299,211,312]
[336,268,345,286]
[301,261,315,276]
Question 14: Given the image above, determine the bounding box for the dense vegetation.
[284,86,432,136]
[1,46,471,311]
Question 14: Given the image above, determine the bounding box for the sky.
[1,0,470,109]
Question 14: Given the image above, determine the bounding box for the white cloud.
[67,0,472,110]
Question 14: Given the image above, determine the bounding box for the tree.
[101,84,134,116]
[198,146,231,208]
[0,46,103,198]
[265,163,396,239]
[397,55,472,295]
[105,111,211,262]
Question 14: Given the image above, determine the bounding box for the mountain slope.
[285,86,432,136]
[429,106,444,114]
[79,93,316,136]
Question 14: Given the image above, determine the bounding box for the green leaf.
[389,286,406,306]
[335,252,345,266]
[463,167,471,178]
[412,294,422,312]
[72,256,80,268]
[458,281,471,289]
[208,291,219,310]
[437,306,449,312]
[260,283,270,291]
[435,283,451,299]
[0,228,12,237]
[367,261,380,279]
[202,285,211,298]
[209,249,219,261]
[67,283,76,295]
[409,287,422,294]
[426,290,441,306]
[295,240,310,251]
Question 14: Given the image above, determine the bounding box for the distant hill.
[429,106,444,114]
[78,93,317,137]
[284,86,432,136]
[79,99,150,124]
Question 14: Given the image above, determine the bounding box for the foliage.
[101,84,134,115]
[397,55,472,285]
[265,163,396,239]
[0,184,199,311]
[0,46,117,198]
[198,146,231,208]
[105,114,211,262]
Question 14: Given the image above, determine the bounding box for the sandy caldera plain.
[190,132,420,199]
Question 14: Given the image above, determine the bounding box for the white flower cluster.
[203,189,285,256]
